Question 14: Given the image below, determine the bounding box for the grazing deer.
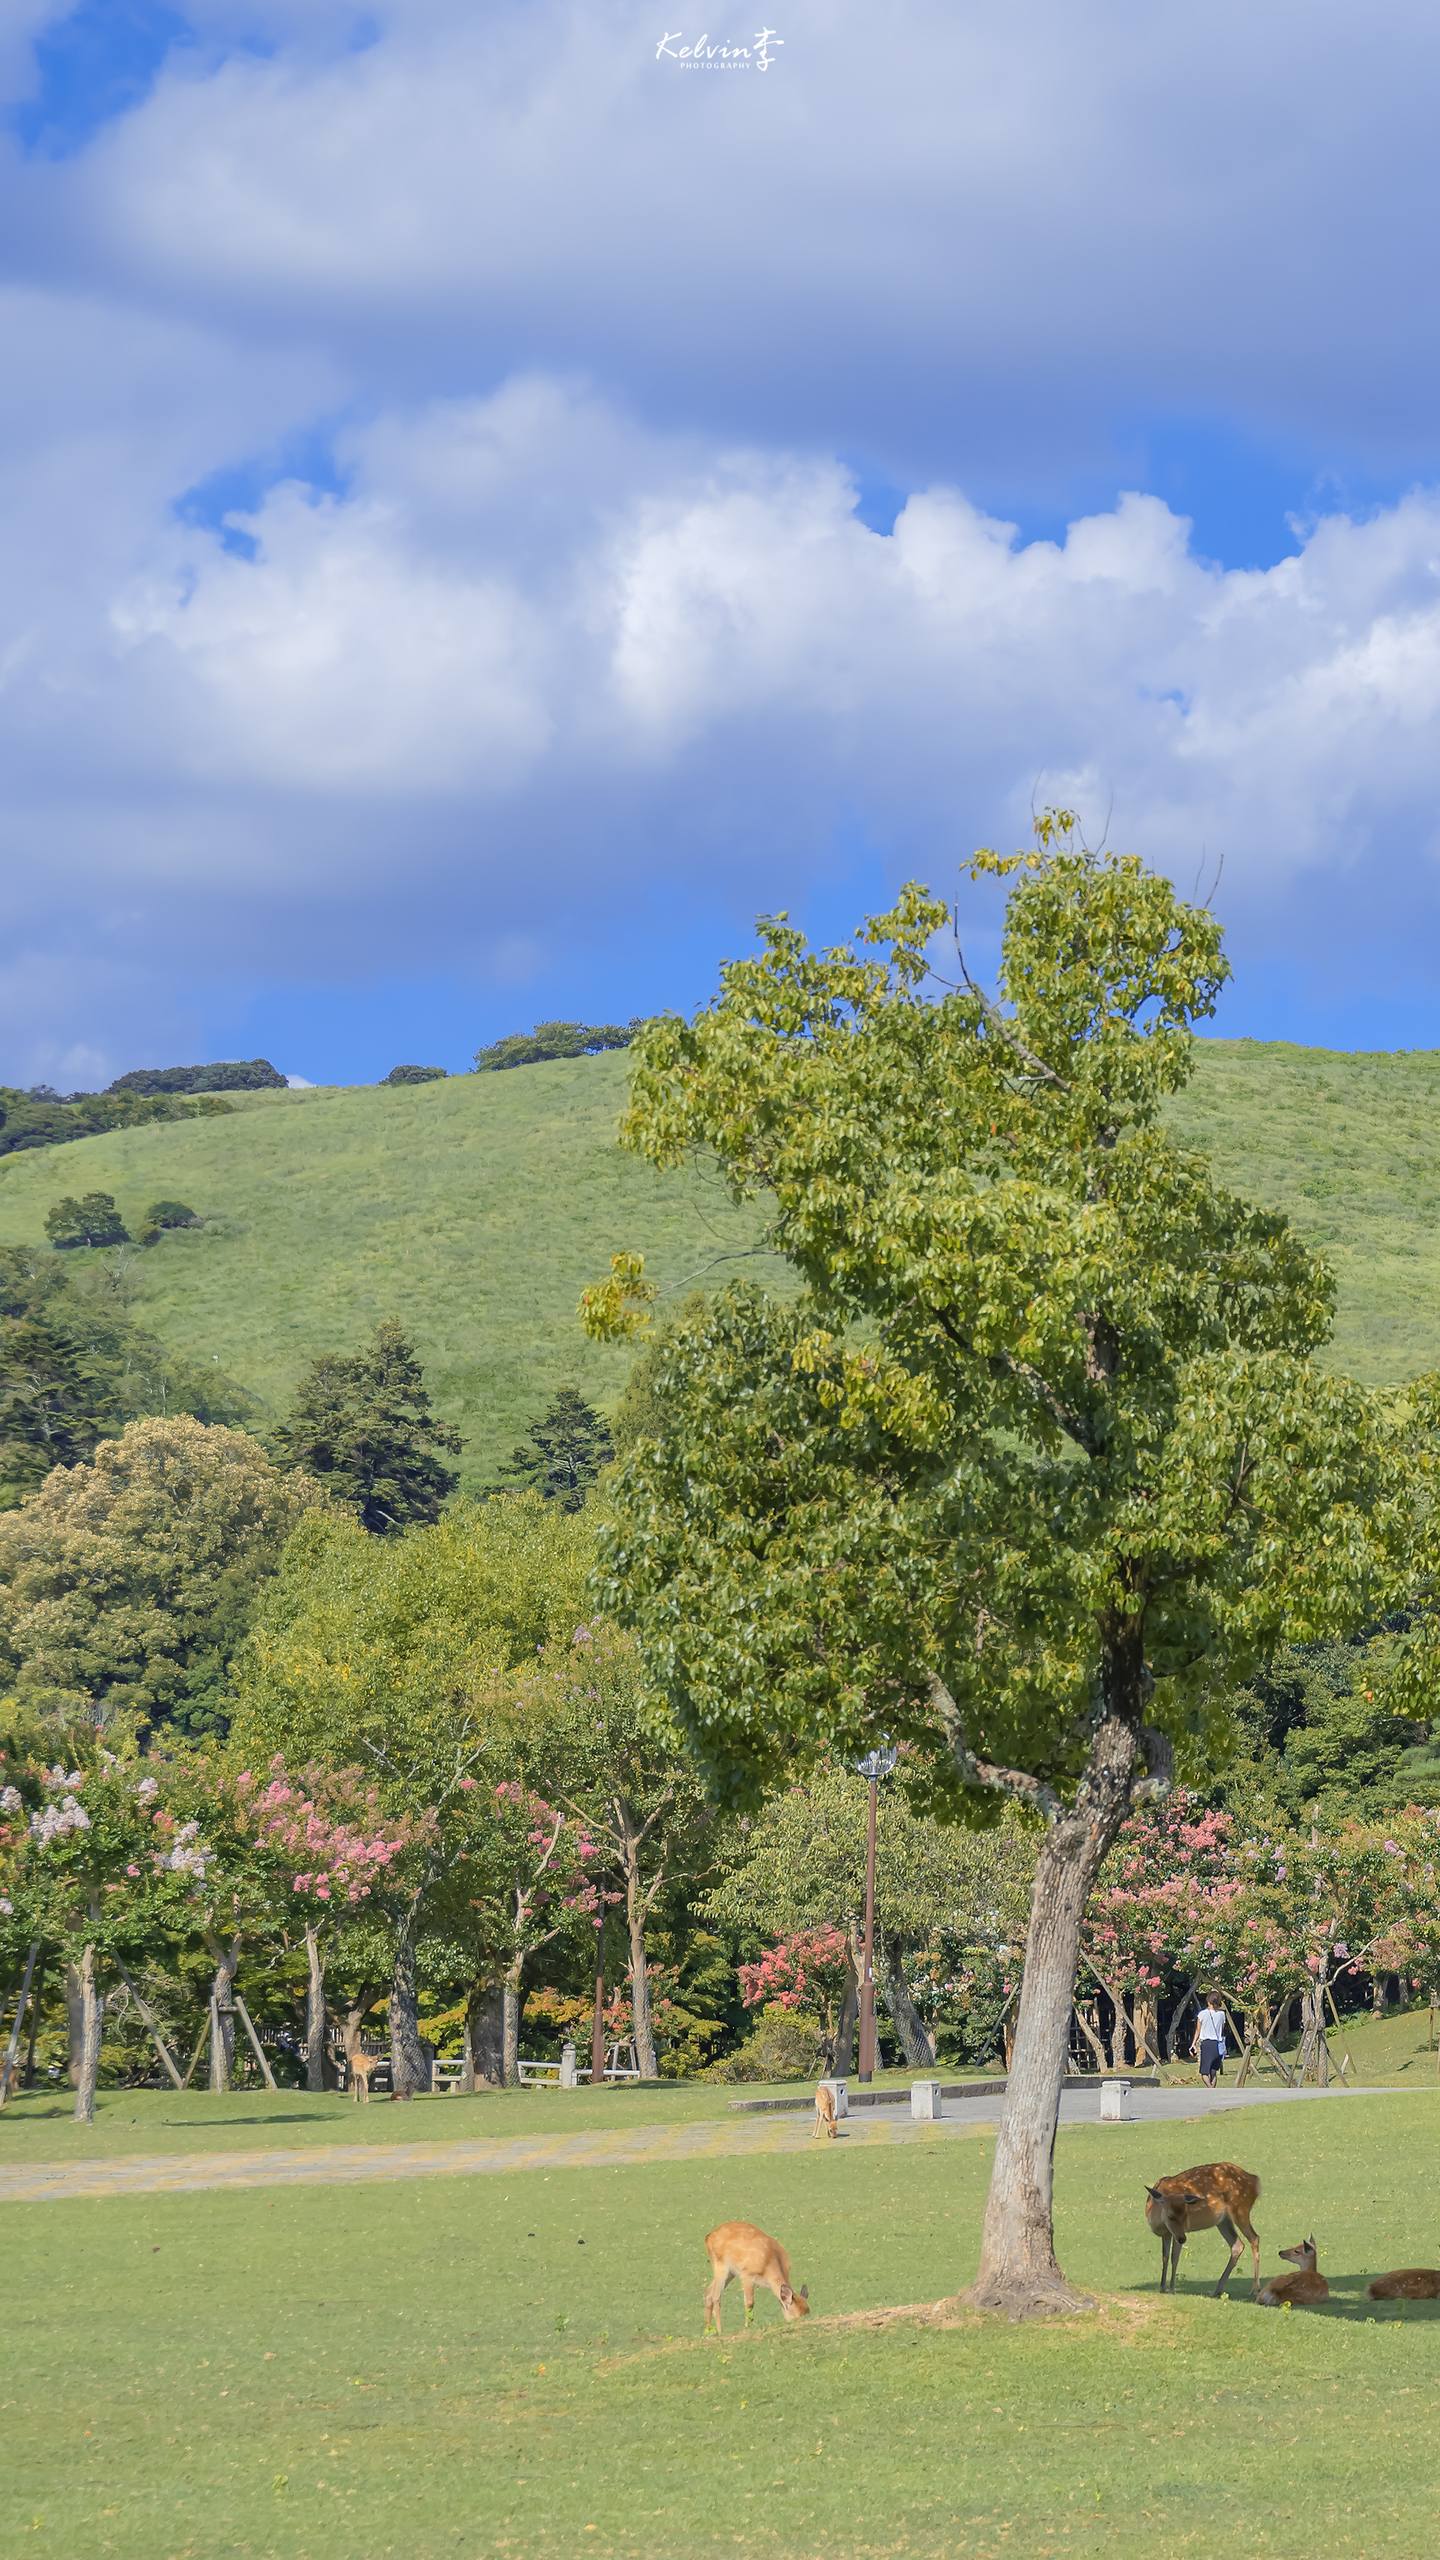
[1145,2162,1262,2296]
[703,2222,811,2334]
[1367,2267,1440,2301]
[347,2045,380,2104]
[812,2084,839,2141]
[1257,2236,1329,2309]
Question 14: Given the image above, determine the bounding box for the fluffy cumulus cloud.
[5,0,1440,1074]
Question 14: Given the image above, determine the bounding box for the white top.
[1196,2005,1227,2051]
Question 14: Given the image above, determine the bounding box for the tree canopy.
[493,1387,613,1511]
[0,1415,327,1736]
[275,1319,461,1532]
[474,1020,643,1072]
[45,1192,129,1250]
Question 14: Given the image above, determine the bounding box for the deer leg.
[1214,2216,1244,2297]
[742,2279,757,2327]
[703,2271,727,2335]
[1240,2216,1261,2297]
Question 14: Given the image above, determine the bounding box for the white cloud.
[5,373,1440,1078]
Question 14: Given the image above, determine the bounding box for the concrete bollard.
[818,2076,849,2119]
[910,2079,944,2120]
[560,2040,579,2088]
[1099,2078,1131,2121]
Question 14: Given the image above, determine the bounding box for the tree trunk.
[208,1940,239,2093]
[971,1711,1140,2317]
[831,1941,859,2078]
[1132,1995,1158,2068]
[464,1980,504,2089]
[389,1916,430,2098]
[72,1943,103,2126]
[303,1927,328,2093]
[1297,1980,1329,2086]
[620,1814,660,2079]
[1164,1983,1197,2062]
[501,1955,525,2086]
[65,1959,86,2087]
[882,1941,936,2067]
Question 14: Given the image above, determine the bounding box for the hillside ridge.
[1,1039,1438,1480]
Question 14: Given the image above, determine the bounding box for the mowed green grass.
[2,2094,1438,2560]
[5,1038,1440,1479]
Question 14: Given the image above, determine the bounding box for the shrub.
[474,1021,644,1072]
[139,1200,201,1247]
[702,2003,826,2083]
[381,1065,448,1086]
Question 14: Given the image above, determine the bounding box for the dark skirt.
[1199,2038,1222,2077]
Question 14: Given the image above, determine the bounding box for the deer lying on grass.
[1367,2267,1440,2300]
[1256,2236,1328,2308]
[1145,2162,1262,2295]
[812,2084,838,2140]
[703,2222,811,2333]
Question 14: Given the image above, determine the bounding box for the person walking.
[1192,1993,1228,2089]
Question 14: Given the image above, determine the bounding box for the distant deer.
[703,2222,811,2333]
[812,2084,839,2141]
[347,2043,380,2104]
[1257,2236,1329,2309]
[1367,2267,1440,2301]
[1145,2162,1262,2295]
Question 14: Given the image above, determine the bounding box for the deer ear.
[798,2285,809,2302]
[1144,2185,1159,2199]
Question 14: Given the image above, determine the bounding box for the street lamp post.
[854,1746,897,2083]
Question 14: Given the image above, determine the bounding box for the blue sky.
[6,0,1440,1085]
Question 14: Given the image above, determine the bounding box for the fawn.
[1257,2236,1329,2309]
[348,2046,380,2103]
[703,2222,811,2333]
[1368,2267,1440,2300]
[1145,2162,1262,2295]
[812,2084,839,2140]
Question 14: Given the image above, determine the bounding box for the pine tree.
[276,1321,461,1532]
[494,1387,613,1511]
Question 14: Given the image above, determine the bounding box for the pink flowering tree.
[738,1926,853,2052]
[1084,1797,1243,2067]
[155,1752,431,2093]
[1367,1809,1440,2026]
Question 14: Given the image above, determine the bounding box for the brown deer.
[703,2222,811,2333]
[1367,2267,1440,2301]
[347,2044,380,2104]
[812,2084,839,2140]
[1257,2236,1328,2309]
[1145,2162,1261,2295]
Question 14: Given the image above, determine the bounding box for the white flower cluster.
[135,1776,159,1802]
[0,1786,22,1814]
[163,1820,209,1880]
[43,1765,85,1793]
[30,1797,90,1844]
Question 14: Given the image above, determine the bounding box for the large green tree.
[584,819,1409,2314]
[0,1415,327,1737]
[276,1319,461,1532]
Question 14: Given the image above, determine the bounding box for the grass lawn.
[2,2091,1438,2559]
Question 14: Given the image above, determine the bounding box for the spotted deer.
[703,2222,811,2333]
[1257,2235,1328,2308]
[1145,2162,1261,2296]
[1367,2267,1440,2301]
[812,2083,839,2141]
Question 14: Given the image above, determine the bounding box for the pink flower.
[126,1863,140,1877]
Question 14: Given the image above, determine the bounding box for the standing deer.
[1257,2236,1328,2308]
[347,2044,380,2104]
[703,2222,811,2333]
[1368,2267,1440,2300]
[1145,2162,1261,2295]
[812,2084,839,2140]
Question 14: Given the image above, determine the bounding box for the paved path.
[0,2082,1407,2208]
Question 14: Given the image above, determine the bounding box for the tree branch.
[1130,1724,1175,1807]
[928,1303,1094,1449]
[926,1671,1062,1821]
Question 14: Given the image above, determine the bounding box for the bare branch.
[926,1670,1062,1822]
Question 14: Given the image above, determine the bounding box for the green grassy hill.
[2,1038,1439,1484]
